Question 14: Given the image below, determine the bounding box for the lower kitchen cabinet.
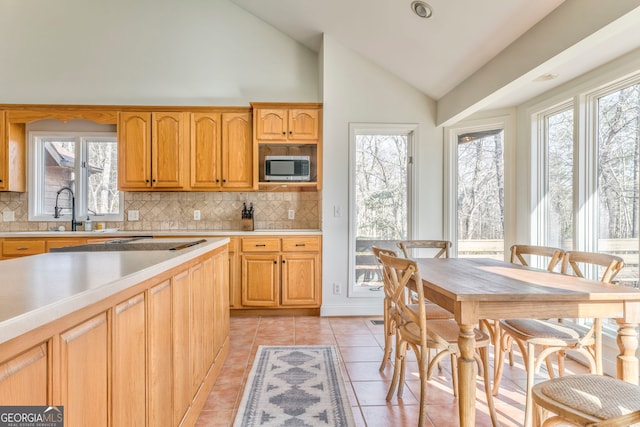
[0,343,48,405]
[0,244,229,427]
[59,313,110,427]
[148,280,173,427]
[112,294,147,427]
[240,236,321,309]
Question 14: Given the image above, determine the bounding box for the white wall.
[0,0,319,105]
[320,34,439,316]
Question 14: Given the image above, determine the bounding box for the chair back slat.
[379,253,425,334]
[561,251,624,284]
[510,244,564,272]
[398,240,451,259]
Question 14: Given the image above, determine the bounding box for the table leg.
[615,320,639,384]
[458,323,477,427]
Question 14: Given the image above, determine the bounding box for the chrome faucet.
[53,186,82,231]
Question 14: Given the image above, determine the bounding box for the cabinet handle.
[273,260,277,264]
[145,179,150,183]
[255,244,266,247]
[216,179,220,183]
[288,131,293,134]
[223,179,227,183]
[17,247,29,251]
[152,179,156,183]
[295,243,306,247]
[282,260,286,264]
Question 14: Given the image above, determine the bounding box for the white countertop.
[0,237,229,344]
[0,229,322,238]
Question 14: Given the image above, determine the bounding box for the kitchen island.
[0,238,230,427]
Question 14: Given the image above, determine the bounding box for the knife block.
[241,218,254,231]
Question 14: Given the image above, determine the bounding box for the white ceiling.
[230,0,640,112]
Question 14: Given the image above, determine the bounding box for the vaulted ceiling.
[231,0,640,120]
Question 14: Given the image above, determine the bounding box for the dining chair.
[397,239,451,259]
[532,374,640,426]
[379,253,498,427]
[495,250,624,427]
[372,246,452,372]
[493,244,566,391]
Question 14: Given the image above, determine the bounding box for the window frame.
[529,71,640,378]
[28,130,124,222]
[347,122,417,298]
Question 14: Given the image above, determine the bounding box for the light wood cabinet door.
[119,111,186,189]
[241,254,280,307]
[289,109,319,141]
[0,343,48,404]
[190,263,205,394]
[59,313,109,427]
[213,249,230,358]
[202,257,215,369]
[228,239,241,309]
[152,112,186,188]
[148,280,173,427]
[281,252,320,306]
[255,109,287,140]
[221,112,253,189]
[190,112,222,189]
[112,294,146,427]
[172,270,191,426]
[118,112,152,189]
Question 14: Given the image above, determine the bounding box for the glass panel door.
[456,129,504,259]
[350,128,412,294]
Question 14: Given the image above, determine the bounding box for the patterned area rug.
[233,345,356,427]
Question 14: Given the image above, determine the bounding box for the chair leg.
[386,336,404,401]
[379,304,394,371]
[418,347,428,427]
[451,353,458,397]
[524,341,536,427]
[492,329,510,396]
[479,347,498,427]
[544,351,556,379]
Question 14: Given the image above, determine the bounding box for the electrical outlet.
[194,210,201,221]
[127,210,139,221]
[288,209,295,220]
[333,283,342,295]
[2,211,15,222]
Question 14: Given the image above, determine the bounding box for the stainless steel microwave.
[264,155,310,181]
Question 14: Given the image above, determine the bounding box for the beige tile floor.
[195,316,588,427]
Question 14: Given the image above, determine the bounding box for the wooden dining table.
[416,257,640,427]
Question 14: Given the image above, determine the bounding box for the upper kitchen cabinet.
[252,103,323,191]
[253,105,320,143]
[0,111,26,192]
[190,111,253,191]
[118,111,187,190]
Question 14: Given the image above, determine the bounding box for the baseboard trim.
[320,304,383,317]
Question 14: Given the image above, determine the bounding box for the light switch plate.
[128,210,139,221]
[2,211,15,222]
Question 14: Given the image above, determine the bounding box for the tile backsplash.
[0,191,321,232]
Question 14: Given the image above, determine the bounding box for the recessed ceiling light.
[534,73,559,82]
[411,1,433,19]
